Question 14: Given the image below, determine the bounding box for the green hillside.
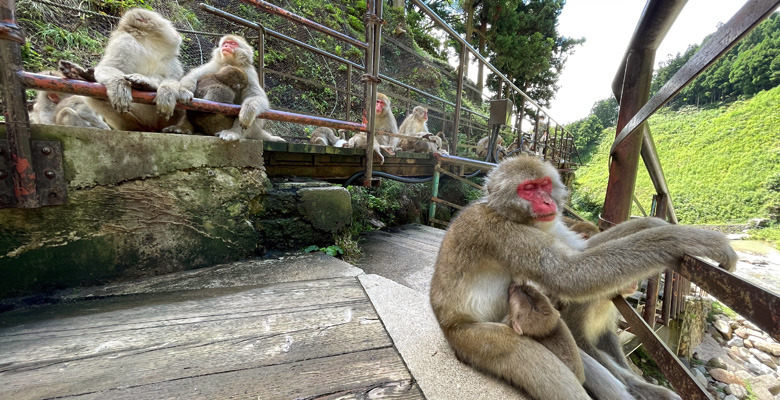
[572,86,780,232]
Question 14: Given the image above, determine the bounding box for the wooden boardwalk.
[0,276,423,399]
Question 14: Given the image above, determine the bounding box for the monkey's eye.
[521,183,535,192]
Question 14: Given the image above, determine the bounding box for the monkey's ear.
[512,321,524,335]
[47,93,61,103]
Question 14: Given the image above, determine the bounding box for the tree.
[485,0,583,123]
[590,97,618,127]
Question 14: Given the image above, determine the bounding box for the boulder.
[747,374,780,396]
[724,383,748,398]
[709,368,744,386]
[707,357,729,370]
[749,348,777,369]
[714,320,733,340]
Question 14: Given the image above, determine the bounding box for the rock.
[692,368,708,386]
[752,387,774,400]
[748,375,780,396]
[708,357,730,370]
[728,351,745,364]
[734,370,753,381]
[746,328,765,338]
[723,395,738,400]
[710,368,745,386]
[730,346,748,361]
[730,321,741,330]
[725,383,748,398]
[728,337,745,347]
[746,359,775,375]
[736,327,749,339]
[770,343,780,357]
[749,348,778,369]
[750,218,770,228]
[745,339,754,348]
[715,320,734,339]
[754,340,774,355]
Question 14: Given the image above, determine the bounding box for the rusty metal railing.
[603,1,780,399]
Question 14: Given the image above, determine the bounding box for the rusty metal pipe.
[18,71,366,132]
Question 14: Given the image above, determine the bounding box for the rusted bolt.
[44,170,56,179]
[0,170,7,180]
[41,147,52,155]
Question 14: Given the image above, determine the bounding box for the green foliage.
[708,301,737,322]
[652,12,780,108]
[573,85,780,227]
[87,0,151,14]
[304,244,344,257]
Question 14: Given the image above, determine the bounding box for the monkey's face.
[516,177,556,222]
[376,99,386,115]
[221,39,239,58]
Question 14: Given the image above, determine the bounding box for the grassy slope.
[573,86,780,225]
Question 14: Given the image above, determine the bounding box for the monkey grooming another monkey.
[504,283,583,378]
[187,65,248,135]
[169,34,284,142]
[309,127,346,147]
[87,8,192,132]
[30,70,110,130]
[343,132,386,164]
[397,105,429,151]
[430,154,736,399]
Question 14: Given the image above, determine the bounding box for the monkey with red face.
[373,93,399,155]
[430,154,736,399]
[167,35,284,142]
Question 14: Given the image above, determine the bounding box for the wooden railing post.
[362,0,383,185]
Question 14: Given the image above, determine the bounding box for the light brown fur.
[430,154,736,399]
[309,127,346,146]
[88,8,191,132]
[30,71,110,130]
[397,106,428,151]
[168,35,284,141]
[344,132,386,164]
[476,135,503,159]
[373,93,399,154]
[504,283,582,378]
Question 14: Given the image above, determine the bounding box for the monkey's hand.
[155,81,183,120]
[217,130,242,141]
[58,60,96,82]
[124,74,158,92]
[238,96,269,130]
[104,77,133,114]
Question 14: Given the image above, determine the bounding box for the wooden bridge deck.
[0,275,424,399]
[263,141,443,180]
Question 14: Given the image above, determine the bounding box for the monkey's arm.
[586,217,669,248]
[180,62,220,93]
[234,68,269,129]
[93,64,133,114]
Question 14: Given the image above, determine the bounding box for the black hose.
[342,170,434,187]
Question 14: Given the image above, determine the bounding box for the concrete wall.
[0,125,351,299]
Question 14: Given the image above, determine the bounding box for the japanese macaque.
[309,127,346,147]
[87,8,192,132]
[413,133,447,154]
[29,71,110,130]
[169,34,285,142]
[476,135,503,159]
[504,283,582,379]
[373,93,399,154]
[507,134,532,155]
[188,65,248,135]
[397,105,429,151]
[560,223,679,400]
[343,132,386,164]
[429,154,736,399]
[436,132,451,154]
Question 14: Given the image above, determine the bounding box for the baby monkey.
[504,283,583,379]
[189,65,249,135]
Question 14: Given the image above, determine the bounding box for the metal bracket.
[0,140,67,208]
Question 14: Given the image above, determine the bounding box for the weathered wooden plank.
[62,348,423,400]
[0,277,408,400]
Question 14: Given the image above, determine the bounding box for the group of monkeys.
[23,7,741,400]
[430,154,738,399]
[307,93,449,164]
[29,8,284,142]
